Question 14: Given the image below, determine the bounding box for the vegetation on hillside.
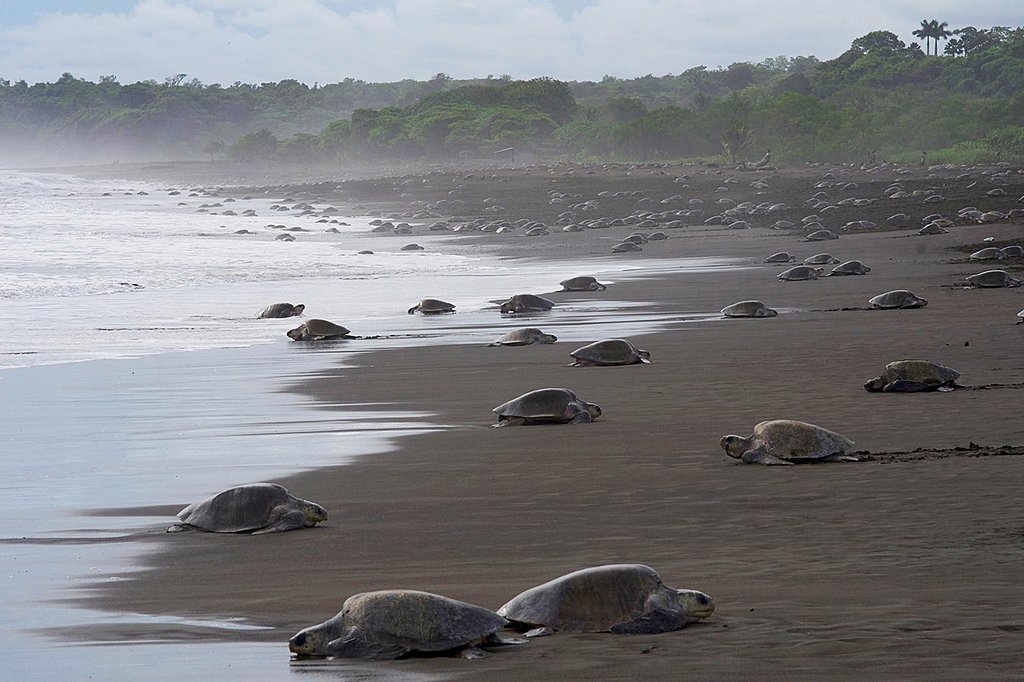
[1,21,1022,165]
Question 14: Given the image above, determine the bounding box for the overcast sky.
[0,1,1020,85]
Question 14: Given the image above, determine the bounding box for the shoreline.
[70,162,1024,678]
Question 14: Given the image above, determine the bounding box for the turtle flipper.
[522,627,554,638]
[741,446,793,465]
[883,380,930,392]
[821,453,859,462]
[493,416,527,428]
[327,634,408,660]
[610,608,687,634]
[252,507,307,534]
[570,411,593,424]
[166,523,196,533]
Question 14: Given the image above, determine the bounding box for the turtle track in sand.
[855,442,1024,463]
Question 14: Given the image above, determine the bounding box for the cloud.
[0,0,1020,84]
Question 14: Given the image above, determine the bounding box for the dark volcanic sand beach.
[79,162,1024,679]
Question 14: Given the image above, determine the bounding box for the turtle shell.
[258,303,304,318]
[490,328,557,346]
[969,247,1005,261]
[289,590,507,659]
[966,270,1021,287]
[560,276,607,291]
[869,290,927,309]
[287,319,351,340]
[765,252,795,263]
[500,294,555,314]
[804,253,840,265]
[493,388,599,423]
[497,564,713,634]
[865,360,960,392]
[721,300,778,318]
[750,419,855,461]
[410,298,456,314]
[828,260,870,276]
[777,266,822,281]
[175,483,325,533]
[570,339,650,366]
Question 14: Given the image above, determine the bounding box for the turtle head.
[500,301,517,314]
[541,333,558,344]
[286,326,305,341]
[300,500,328,527]
[595,283,607,291]
[585,402,602,420]
[720,435,751,459]
[676,589,715,621]
[292,304,306,315]
[289,621,334,656]
[864,376,886,392]
[407,305,419,315]
[914,296,928,307]
[758,307,779,318]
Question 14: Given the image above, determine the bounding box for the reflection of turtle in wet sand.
[493,388,601,426]
[569,339,650,366]
[864,360,961,393]
[869,290,928,309]
[168,483,327,534]
[827,260,871,276]
[560,276,607,291]
[778,266,823,281]
[407,298,456,315]
[289,590,521,660]
[287,319,354,340]
[721,300,778,318]
[489,328,558,346]
[720,419,857,465]
[497,564,714,636]
[257,303,305,318]
[965,270,1022,288]
[500,294,555,314]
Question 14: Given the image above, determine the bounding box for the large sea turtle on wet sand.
[407,298,456,314]
[569,339,650,366]
[489,328,558,346]
[493,388,601,426]
[168,483,326,534]
[289,590,522,660]
[258,302,305,318]
[560,276,607,291]
[721,300,778,318]
[500,294,555,314]
[864,360,961,392]
[965,270,1022,288]
[497,564,714,636]
[720,419,857,465]
[827,260,871,276]
[287,319,354,340]
[778,266,823,281]
[765,252,795,263]
[869,290,928,309]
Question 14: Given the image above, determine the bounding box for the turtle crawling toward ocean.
[560,276,607,291]
[500,294,555,314]
[965,270,1022,288]
[569,339,650,366]
[720,419,857,465]
[804,253,840,265]
[489,328,558,346]
[765,252,796,263]
[493,388,601,426]
[287,319,354,340]
[721,300,778,318]
[257,303,305,318]
[869,290,928,309]
[827,260,871,276]
[778,265,823,281]
[168,483,326,534]
[407,298,456,315]
[289,590,520,660]
[864,360,961,392]
[497,564,714,636]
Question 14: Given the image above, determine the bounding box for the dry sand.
[82,162,1024,679]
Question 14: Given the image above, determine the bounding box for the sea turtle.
[720,419,857,465]
[257,303,305,318]
[721,300,778,318]
[918,223,947,235]
[969,247,1006,261]
[560,276,607,292]
[569,339,650,366]
[401,243,424,251]
[611,242,642,252]
[864,360,961,393]
[804,253,840,265]
[288,590,517,660]
[765,252,796,263]
[287,319,354,340]
[168,483,326,534]
[500,294,555,314]
[965,270,1022,288]
[1017,308,1024,324]
[777,266,823,281]
[497,564,714,636]
[492,388,601,427]
[827,260,871,276]
[805,229,838,241]
[869,290,928,309]
[407,298,456,315]
[1001,245,1023,257]
[489,328,558,346]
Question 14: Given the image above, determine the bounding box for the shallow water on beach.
[0,170,743,680]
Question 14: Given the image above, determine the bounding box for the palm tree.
[933,21,953,56]
[913,19,932,55]
[914,19,953,56]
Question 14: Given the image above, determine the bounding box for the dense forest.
[2,22,1023,166]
